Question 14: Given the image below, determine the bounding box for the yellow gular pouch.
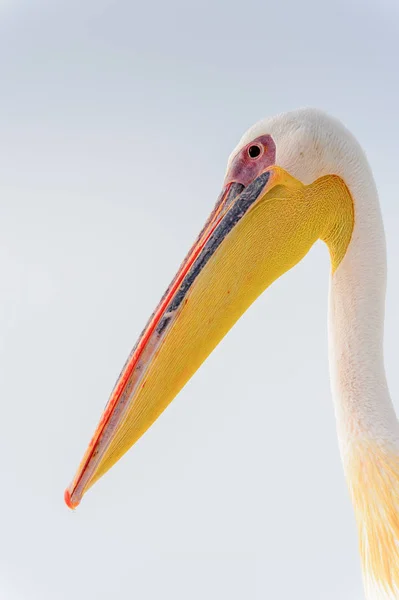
[86,166,354,490]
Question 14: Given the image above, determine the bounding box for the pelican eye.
[248,144,262,159]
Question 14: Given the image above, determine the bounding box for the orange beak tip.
[64,487,79,510]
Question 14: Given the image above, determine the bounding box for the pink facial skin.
[224,134,276,187]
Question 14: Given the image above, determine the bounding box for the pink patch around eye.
[224,134,276,187]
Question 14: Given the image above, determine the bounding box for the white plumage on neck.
[231,108,399,598]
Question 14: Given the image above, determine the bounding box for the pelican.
[65,109,399,599]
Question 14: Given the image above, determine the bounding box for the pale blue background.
[1,1,399,598]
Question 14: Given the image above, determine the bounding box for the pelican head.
[66,109,399,599]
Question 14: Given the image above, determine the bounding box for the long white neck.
[328,169,399,457]
[275,109,399,598]
[235,108,399,596]
[322,124,399,600]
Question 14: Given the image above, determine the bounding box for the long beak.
[65,167,320,508]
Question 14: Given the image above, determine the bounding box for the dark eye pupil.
[248,145,261,158]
